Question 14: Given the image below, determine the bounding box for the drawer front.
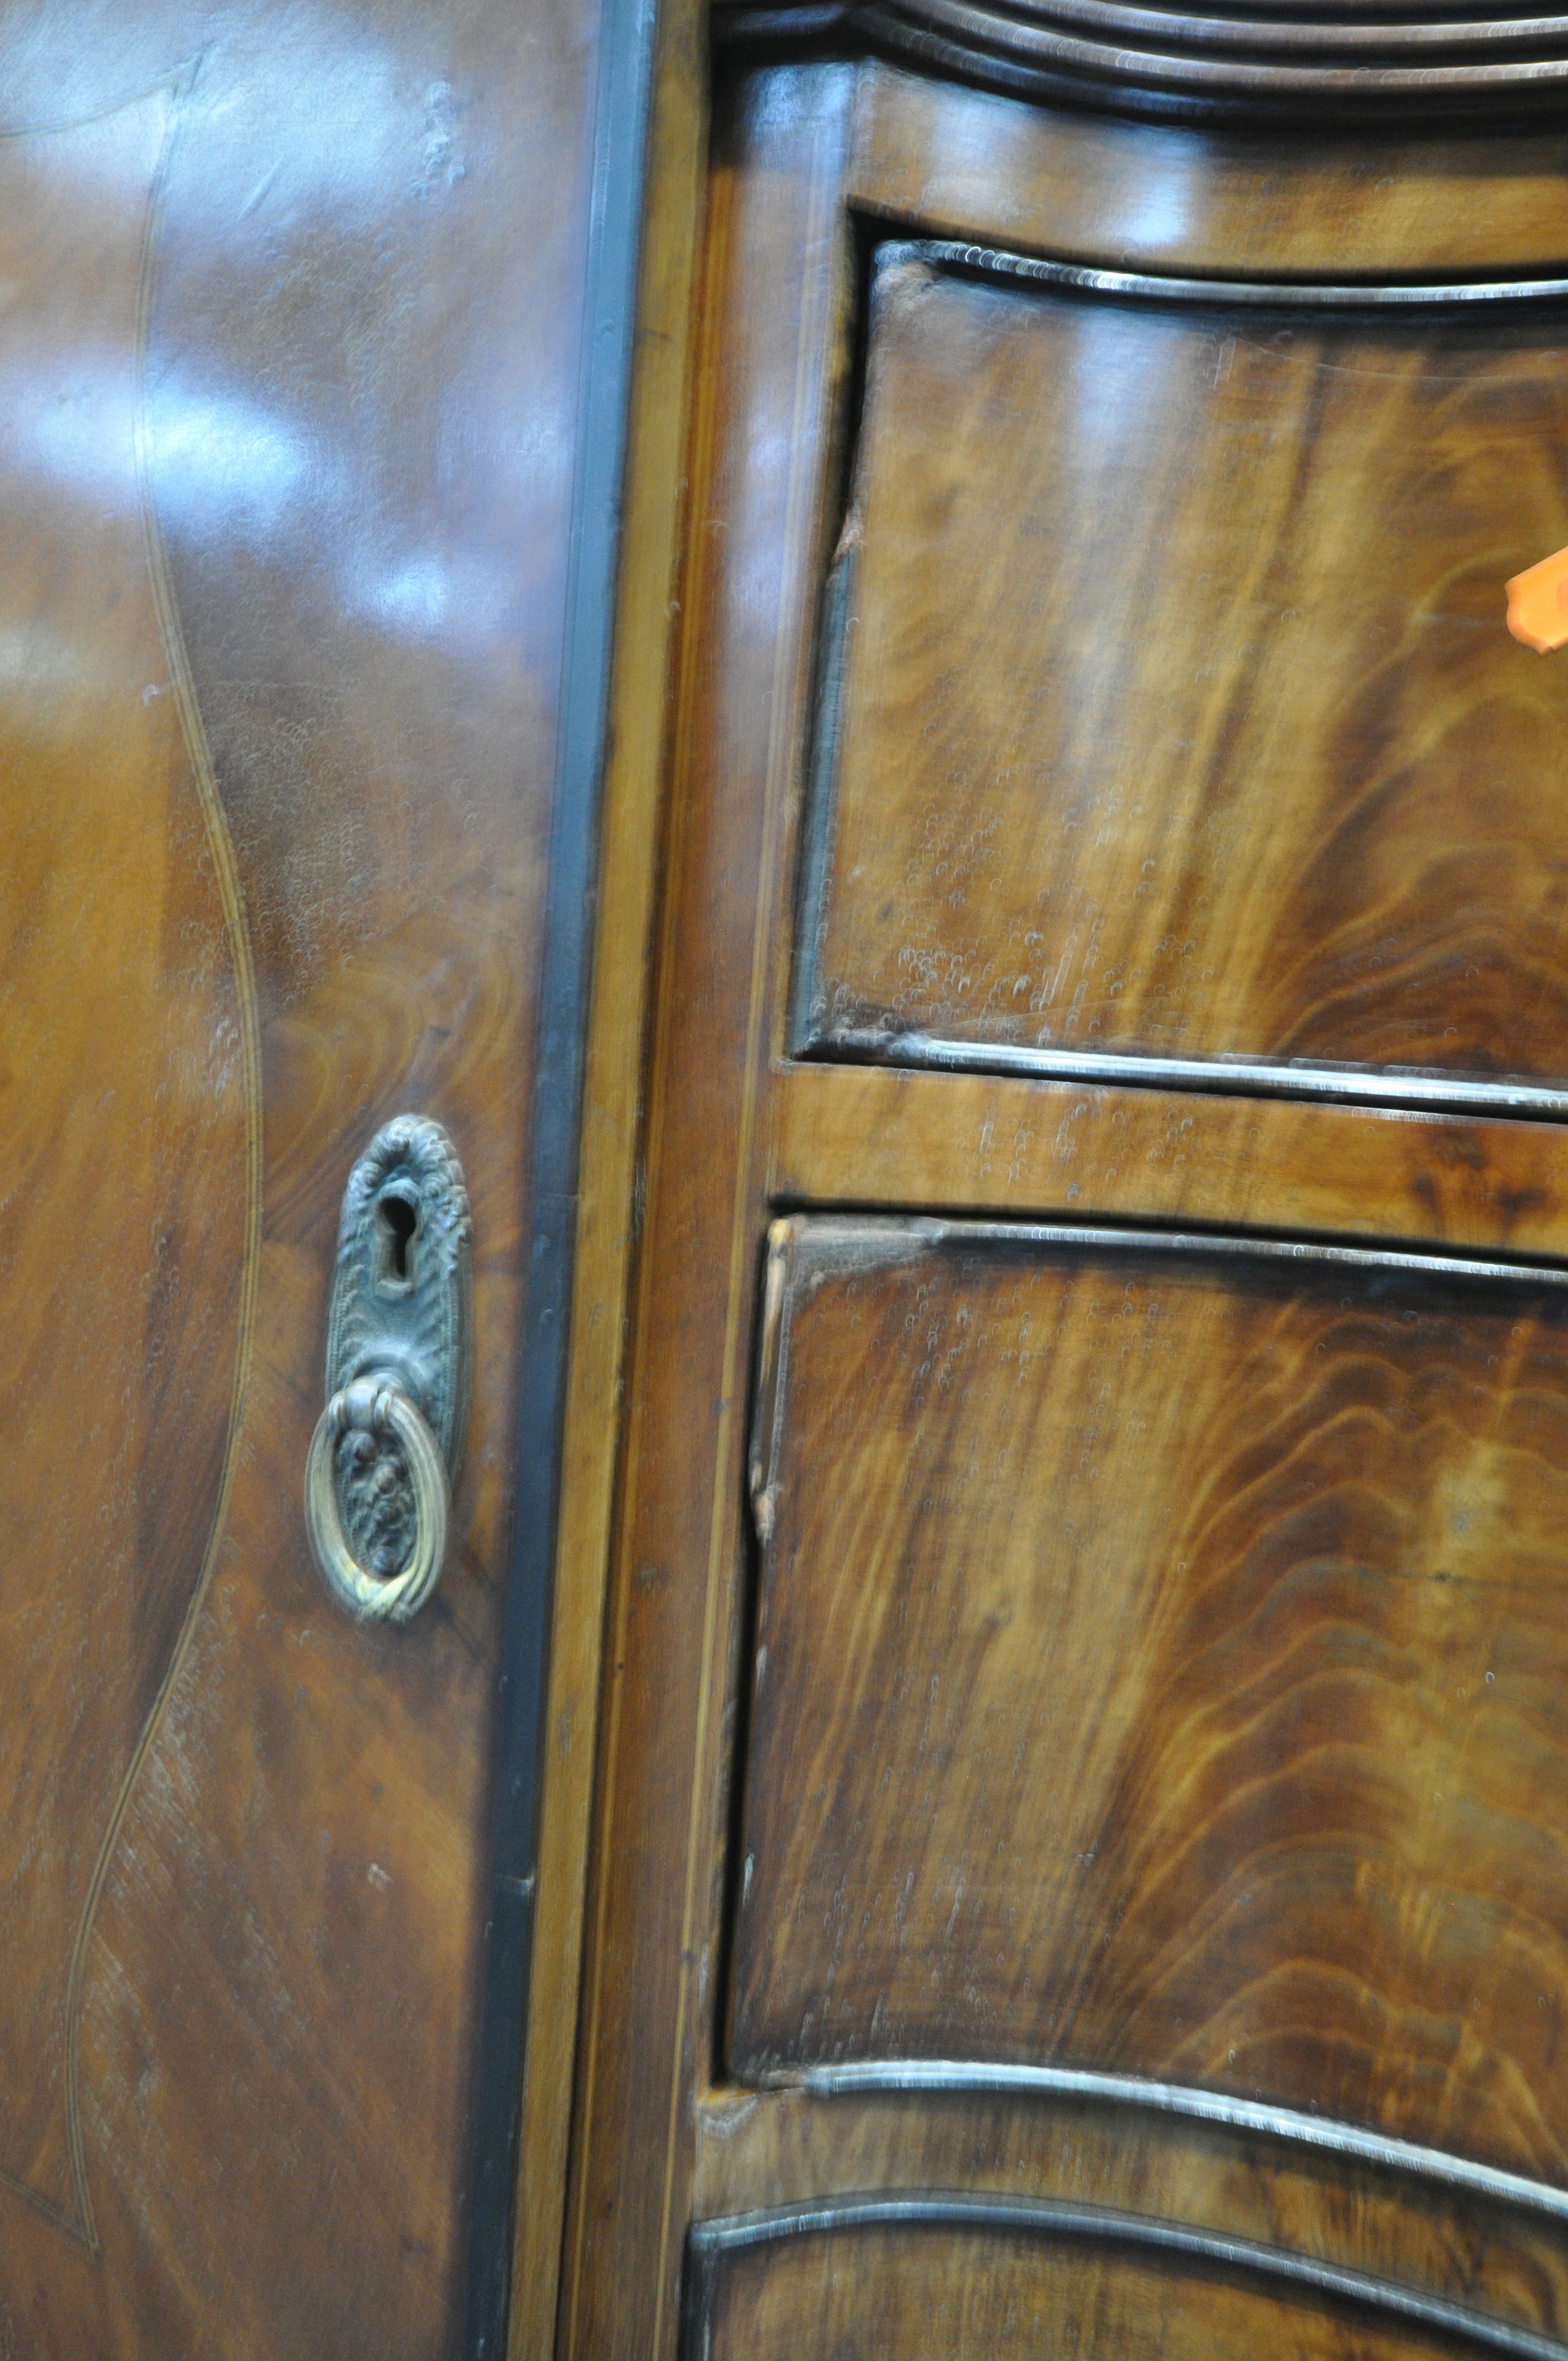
[798,248,1568,1107]
[734,1215,1568,2186]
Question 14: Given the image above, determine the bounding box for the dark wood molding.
[714,0,1568,121]
[459,0,662,2343]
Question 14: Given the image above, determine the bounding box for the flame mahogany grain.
[737,1218,1568,2192]
[693,2212,1555,2361]
[804,251,1568,1091]
[564,57,1568,2361]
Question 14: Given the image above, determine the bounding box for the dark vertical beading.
[460,0,661,2342]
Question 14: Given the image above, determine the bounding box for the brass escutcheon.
[303,1116,472,1623]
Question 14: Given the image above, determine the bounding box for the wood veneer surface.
[0,1,596,2349]
[694,2218,1525,2361]
[688,2082,1568,2341]
[736,1217,1568,2188]
[804,253,1568,1089]
[562,56,1568,2361]
[848,67,1568,276]
[0,86,250,2245]
[770,1063,1568,1258]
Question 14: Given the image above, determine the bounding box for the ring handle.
[304,1376,450,1623]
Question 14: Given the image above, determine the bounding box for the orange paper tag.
[1507,544,1568,653]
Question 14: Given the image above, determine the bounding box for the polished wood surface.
[560,56,1568,2361]
[772,1063,1568,1257]
[736,1216,1568,2181]
[804,248,1568,1087]
[0,2,606,2351]
[0,84,252,2248]
[689,2081,1568,2337]
[690,2212,1523,2361]
[849,69,1568,276]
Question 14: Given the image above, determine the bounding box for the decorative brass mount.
[304,1115,472,1623]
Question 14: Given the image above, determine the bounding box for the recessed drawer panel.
[797,249,1568,1110]
[732,1216,1568,2185]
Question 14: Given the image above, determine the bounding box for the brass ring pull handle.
[304,1378,450,1624]
[304,1116,472,1626]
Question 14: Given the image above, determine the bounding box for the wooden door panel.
[685,2203,1544,2360]
[735,1215,1568,2187]
[798,250,1568,1104]
[0,0,614,2349]
[0,83,253,2245]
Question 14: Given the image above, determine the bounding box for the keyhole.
[379,1193,418,1287]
